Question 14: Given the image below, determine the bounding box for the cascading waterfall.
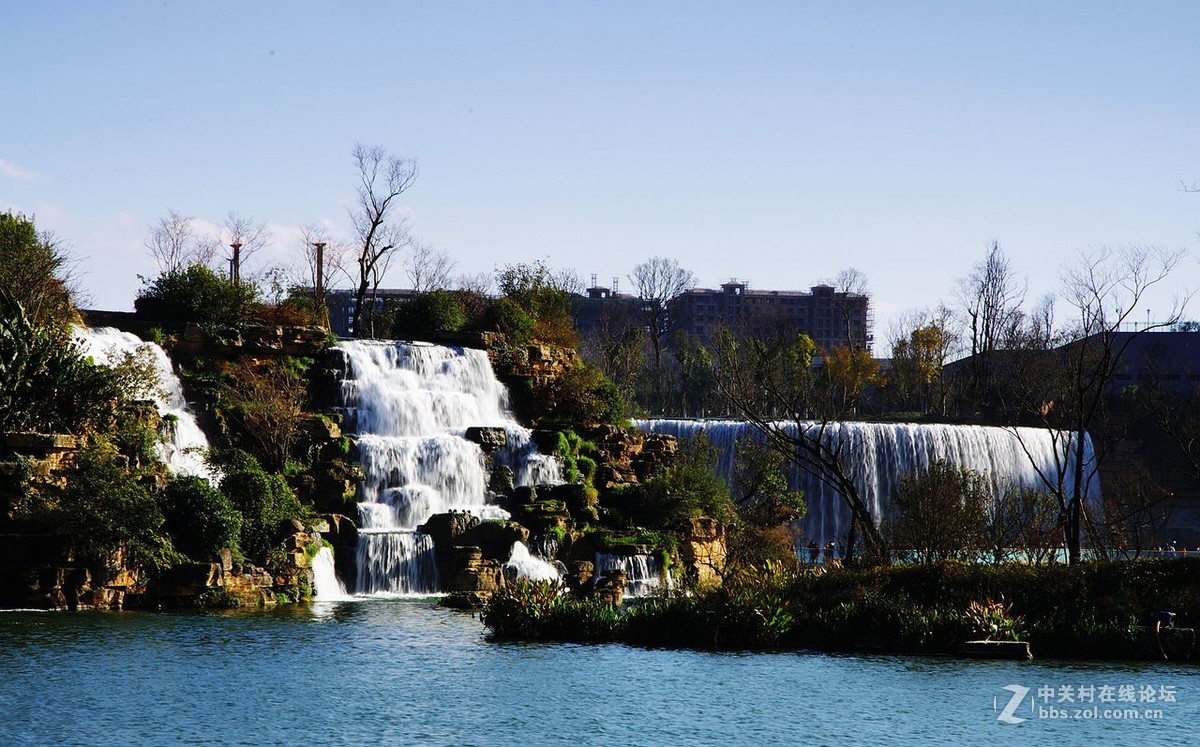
[594,552,669,597]
[635,419,1099,548]
[503,541,561,583]
[311,546,351,601]
[337,340,561,594]
[73,326,213,480]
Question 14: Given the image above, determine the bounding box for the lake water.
[1,600,1196,746]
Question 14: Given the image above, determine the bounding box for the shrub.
[390,290,466,338]
[0,211,77,330]
[219,452,304,561]
[134,263,259,326]
[160,475,242,562]
[638,433,735,527]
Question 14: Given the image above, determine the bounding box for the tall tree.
[145,210,219,274]
[405,239,455,292]
[955,242,1026,406]
[715,327,889,561]
[1007,245,1189,564]
[0,211,79,329]
[629,257,695,411]
[348,144,418,337]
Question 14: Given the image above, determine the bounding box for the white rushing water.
[311,546,351,601]
[503,541,562,583]
[73,326,213,480]
[337,340,562,594]
[635,419,1099,548]
[595,552,670,597]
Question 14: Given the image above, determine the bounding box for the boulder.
[464,426,508,454]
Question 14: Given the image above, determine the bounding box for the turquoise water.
[1,600,1196,746]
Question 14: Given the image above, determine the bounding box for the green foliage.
[134,263,259,326]
[389,290,467,338]
[0,211,77,330]
[494,261,578,348]
[218,450,305,561]
[546,362,626,426]
[886,460,988,564]
[483,579,620,642]
[639,433,735,527]
[732,436,805,527]
[964,599,1024,641]
[38,445,179,571]
[0,292,123,433]
[160,475,242,562]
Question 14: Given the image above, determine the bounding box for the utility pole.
[314,241,327,329]
[229,241,242,286]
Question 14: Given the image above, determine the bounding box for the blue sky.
[4,2,1198,349]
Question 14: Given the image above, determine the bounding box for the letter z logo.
[996,685,1030,724]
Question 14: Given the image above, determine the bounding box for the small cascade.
[336,340,560,594]
[73,326,213,480]
[503,541,561,583]
[635,418,1100,548]
[595,552,669,597]
[311,546,351,601]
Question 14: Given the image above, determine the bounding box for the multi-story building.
[670,279,873,352]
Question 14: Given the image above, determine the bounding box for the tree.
[145,210,219,274]
[1007,245,1189,565]
[629,257,695,371]
[955,242,1026,406]
[715,326,888,561]
[822,345,879,415]
[220,360,308,471]
[892,307,955,417]
[829,267,872,349]
[405,239,456,292]
[886,460,987,565]
[0,211,79,329]
[348,144,418,337]
[495,260,578,347]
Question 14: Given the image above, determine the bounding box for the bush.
[390,290,466,338]
[546,363,626,426]
[0,292,124,434]
[135,263,259,326]
[0,211,77,330]
[160,475,242,562]
[218,452,304,561]
[638,433,735,527]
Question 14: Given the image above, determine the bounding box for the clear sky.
[4,1,1198,350]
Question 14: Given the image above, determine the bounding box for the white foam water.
[337,340,561,594]
[594,551,670,597]
[311,546,351,601]
[635,418,1099,548]
[73,326,213,481]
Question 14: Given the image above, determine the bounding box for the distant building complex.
[670,280,873,352]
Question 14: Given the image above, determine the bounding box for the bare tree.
[629,256,695,371]
[454,271,495,296]
[349,144,418,336]
[954,242,1026,406]
[145,210,219,274]
[830,267,872,349]
[1007,245,1189,564]
[405,239,455,292]
[220,211,271,284]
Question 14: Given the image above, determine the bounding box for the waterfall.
[635,418,1099,548]
[73,326,213,481]
[595,552,669,597]
[336,340,560,594]
[503,541,561,583]
[311,546,351,601]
